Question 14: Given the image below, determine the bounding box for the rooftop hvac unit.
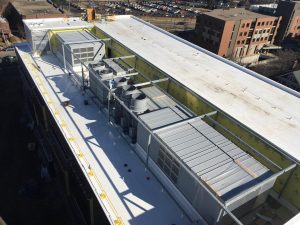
[128,93,148,143]
[89,61,106,71]
[118,86,149,142]
[121,85,140,107]
[89,63,114,104]
[117,85,140,130]
[97,68,114,80]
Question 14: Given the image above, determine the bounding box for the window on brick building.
[242,23,245,28]
[270,21,273,25]
[246,23,250,27]
[262,22,265,26]
[258,22,261,26]
[265,37,268,40]
[244,32,247,36]
[239,32,243,36]
[237,40,240,44]
[266,21,269,25]
[242,40,245,44]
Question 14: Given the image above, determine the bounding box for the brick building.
[275,1,300,43]
[195,8,281,64]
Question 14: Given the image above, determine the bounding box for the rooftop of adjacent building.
[9,0,65,17]
[23,17,92,30]
[202,8,276,21]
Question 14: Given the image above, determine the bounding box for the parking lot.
[73,1,209,18]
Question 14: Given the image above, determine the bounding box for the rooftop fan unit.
[98,68,114,80]
[89,61,106,71]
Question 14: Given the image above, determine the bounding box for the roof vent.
[130,93,148,114]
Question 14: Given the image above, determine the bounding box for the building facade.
[275,1,300,43]
[195,8,281,64]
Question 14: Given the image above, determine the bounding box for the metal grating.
[140,86,194,117]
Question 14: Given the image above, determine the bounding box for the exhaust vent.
[130,93,148,114]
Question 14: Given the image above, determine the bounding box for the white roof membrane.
[16,46,198,225]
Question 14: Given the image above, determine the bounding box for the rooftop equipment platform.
[95,15,300,164]
[137,108,275,224]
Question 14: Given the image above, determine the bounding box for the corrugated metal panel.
[57,30,96,43]
[155,119,271,200]
[139,86,193,117]
[139,107,191,130]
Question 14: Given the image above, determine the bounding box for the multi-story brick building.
[275,1,300,43]
[195,8,281,64]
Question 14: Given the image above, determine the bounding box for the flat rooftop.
[16,45,201,225]
[95,15,300,164]
[23,17,92,31]
[10,0,64,17]
[202,8,275,20]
